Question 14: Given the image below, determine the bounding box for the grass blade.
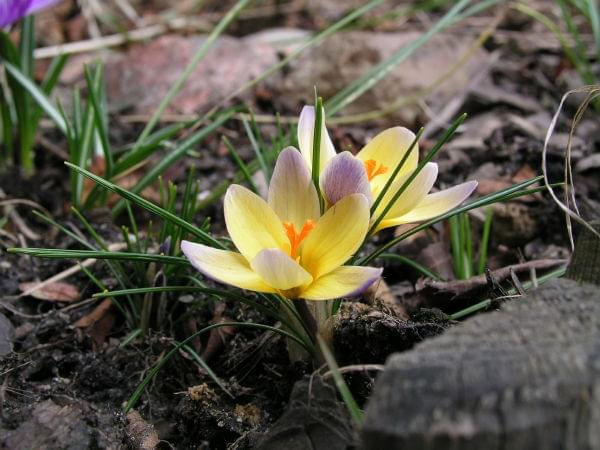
[3,61,67,133]
[449,265,567,320]
[208,0,385,114]
[222,136,258,193]
[64,161,224,247]
[131,0,250,151]
[327,0,472,114]
[370,127,423,216]
[7,248,190,265]
[317,335,363,426]
[360,176,545,265]
[112,108,236,215]
[125,322,310,412]
[312,97,324,211]
[377,253,441,280]
[242,114,270,183]
[368,114,466,235]
[477,207,493,274]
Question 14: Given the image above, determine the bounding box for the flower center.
[364,159,389,181]
[283,220,316,259]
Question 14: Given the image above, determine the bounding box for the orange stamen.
[283,219,316,259]
[364,159,388,181]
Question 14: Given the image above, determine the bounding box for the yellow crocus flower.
[298,106,477,233]
[181,148,382,300]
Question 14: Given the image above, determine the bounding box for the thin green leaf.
[242,114,270,183]
[3,61,66,133]
[180,343,235,399]
[360,176,545,265]
[132,0,250,150]
[370,127,423,216]
[449,265,567,320]
[477,207,493,274]
[208,0,385,114]
[84,64,113,175]
[64,161,224,247]
[377,253,441,280]
[368,114,466,236]
[125,322,310,412]
[312,97,324,212]
[317,335,363,426]
[112,108,236,215]
[8,248,190,266]
[112,121,191,174]
[327,0,472,114]
[222,136,258,193]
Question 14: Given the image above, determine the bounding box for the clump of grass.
[0,17,67,174]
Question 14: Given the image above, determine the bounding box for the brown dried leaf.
[74,298,115,349]
[19,281,80,303]
[200,303,236,362]
[73,298,112,328]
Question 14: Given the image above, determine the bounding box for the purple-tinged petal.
[300,266,383,300]
[297,105,336,173]
[1,0,32,27]
[180,240,276,293]
[320,151,372,206]
[0,0,59,27]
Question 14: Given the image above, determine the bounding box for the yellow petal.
[300,194,370,279]
[268,147,320,230]
[224,185,289,261]
[380,181,478,228]
[181,240,276,293]
[301,266,383,300]
[250,248,313,290]
[355,127,418,194]
[373,162,438,223]
[297,105,336,173]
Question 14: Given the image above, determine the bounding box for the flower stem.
[294,299,318,345]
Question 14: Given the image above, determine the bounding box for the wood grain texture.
[362,278,600,449]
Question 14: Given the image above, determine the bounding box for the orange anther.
[364,159,388,181]
[283,219,316,259]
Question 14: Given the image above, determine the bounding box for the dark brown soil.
[2,2,600,449]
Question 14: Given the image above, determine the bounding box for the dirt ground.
[1,1,599,448]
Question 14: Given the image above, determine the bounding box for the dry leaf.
[19,281,80,303]
[74,298,112,328]
[74,298,115,349]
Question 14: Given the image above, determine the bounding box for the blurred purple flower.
[1,0,59,28]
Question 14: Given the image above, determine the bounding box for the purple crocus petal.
[320,151,372,206]
[300,266,383,301]
[0,0,59,28]
[0,0,31,27]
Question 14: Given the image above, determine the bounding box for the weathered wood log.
[362,223,600,450]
